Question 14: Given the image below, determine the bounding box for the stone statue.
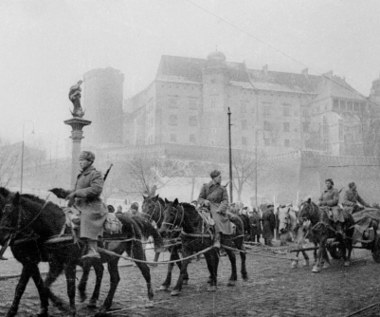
[68,80,85,118]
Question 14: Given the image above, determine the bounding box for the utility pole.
[228,107,233,202]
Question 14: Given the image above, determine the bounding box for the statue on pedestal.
[69,80,85,118]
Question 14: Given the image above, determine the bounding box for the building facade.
[124,52,376,157]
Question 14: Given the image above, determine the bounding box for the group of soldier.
[65,150,372,259]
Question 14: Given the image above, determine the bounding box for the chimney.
[262,64,268,76]
[301,68,309,78]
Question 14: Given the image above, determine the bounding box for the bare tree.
[0,144,21,187]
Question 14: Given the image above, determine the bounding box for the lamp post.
[254,129,263,208]
[227,107,233,202]
[20,121,35,193]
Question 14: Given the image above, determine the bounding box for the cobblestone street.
[1,245,380,317]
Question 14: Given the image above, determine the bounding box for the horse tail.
[131,215,163,250]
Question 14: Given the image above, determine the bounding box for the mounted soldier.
[342,182,370,214]
[66,150,108,259]
[318,178,344,236]
[198,170,234,249]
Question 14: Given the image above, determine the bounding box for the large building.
[82,53,380,204]
[124,52,377,157]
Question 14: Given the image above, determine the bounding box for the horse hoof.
[312,266,321,273]
[206,277,212,284]
[344,261,350,267]
[183,279,189,286]
[207,286,217,292]
[242,276,249,281]
[36,308,49,317]
[227,280,236,287]
[145,300,154,308]
[171,290,180,296]
[159,285,169,291]
[291,260,298,269]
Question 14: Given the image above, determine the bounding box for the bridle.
[161,203,185,231]
[0,198,49,238]
[143,199,163,225]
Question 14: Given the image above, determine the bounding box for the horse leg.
[171,255,191,296]
[160,247,177,290]
[44,260,65,309]
[225,248,237,286]
[64,263,77,317]
[88,261,104,308]
[30,263,49,317]
[343,238,352,267]
[77,262,91,303]
[301,250,310,267]
[204,249,219,292]
[97,258,120,315]
[312,240,325,273]
[6,264,32,317]
[238,242,248,281]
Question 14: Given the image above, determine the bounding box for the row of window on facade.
[168,115,198,126]
[333,99,367,113]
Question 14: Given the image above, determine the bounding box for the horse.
[0,190,163,317]
[141,194,189,290]
[160,198,248,296]
[277,204,320,268]
[298,198,354,273]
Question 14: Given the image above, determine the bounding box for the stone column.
[64,117,91,188]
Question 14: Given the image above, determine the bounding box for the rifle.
[104,163,113,181]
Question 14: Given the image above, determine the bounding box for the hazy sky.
[1,0,380,156]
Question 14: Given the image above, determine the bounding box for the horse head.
[0,191,20,245]
[142,194,164,226]
[160,198,181,237]
[277,205,292,234]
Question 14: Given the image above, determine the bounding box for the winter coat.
[262,210,276,240]
[249,211,262,236]
[198,181,234,235]
[73,165,108,240]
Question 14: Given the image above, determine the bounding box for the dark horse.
[142,194,189,291]
[298,198,354,273]
[0,189,162,317]
[160,199,248,296]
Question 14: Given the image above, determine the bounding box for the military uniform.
[198,181,234,235]
[318,187,343,222]
[262,208,276,246]
[342,188,369,213]
[73,166,108,240]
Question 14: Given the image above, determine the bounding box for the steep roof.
[156,55,364,99]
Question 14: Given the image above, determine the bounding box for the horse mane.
[181,202,195,210]
[21,193,46,204]
[0,187,12,199]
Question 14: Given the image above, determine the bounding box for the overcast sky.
[1,0,380,156]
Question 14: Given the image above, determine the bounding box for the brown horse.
[0,190,162,317]
[298,198,354,273]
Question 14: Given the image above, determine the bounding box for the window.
[283,106,290,117]
[283,122,290,132]
[241,120,247,130]
[189,116,198,126]
[333,99,339,111]
[264,106,271,117]
[189,134,196,144]
[240,101,247,113]
[169,114,178,126]
[284,139,290,147]
[189,98,198,110]
[168,97,178,109]
[170,134,177,142]
[264,121,271,131]
[242,137,247,146]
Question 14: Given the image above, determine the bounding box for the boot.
[81,239,100,260]
[213,232,221,249]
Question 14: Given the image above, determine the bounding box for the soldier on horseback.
[198,170,233,249]
[66,151,108,259]
[318,178,344,237]
[342,182,370,214]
